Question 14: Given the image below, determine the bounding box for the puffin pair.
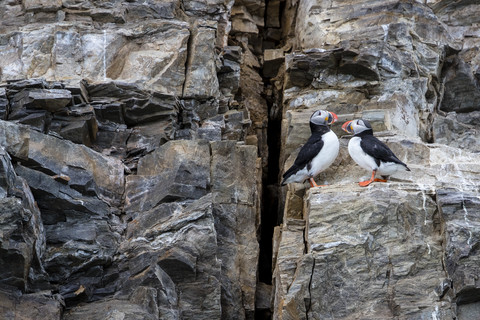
[281,110,410,188]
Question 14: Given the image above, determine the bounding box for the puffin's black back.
[281,125,330,184]
[356,131,409,168]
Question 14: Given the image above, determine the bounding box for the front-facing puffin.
[342,119,410,187]
[281,110,339,188]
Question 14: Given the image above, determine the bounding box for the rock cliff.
[274,1,480,319]
[0,0,479,319]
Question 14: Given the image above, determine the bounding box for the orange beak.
[329,112,338,124]
[342,120,353,133]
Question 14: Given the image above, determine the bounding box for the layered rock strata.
[0,0,264,319]
[1,0,480,319]
[273,0,480,319]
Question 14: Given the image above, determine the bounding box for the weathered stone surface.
[183,0,235,17]
[0,289,63,320]
[3,0,480,318]
[13,164,118,286]
[438,188,480,305]
[263,49,284,78]
[64,298,158,320]
[0,21,190,95]
[218,46,242,96]
[0,88,8,119]
[439,53,480,113]
[11,89,71,113]
[2,82,99,145]
[122,140,260,319]
[306,185,447,318]
[433,111,480,153]
[273,219,306,317]
[23,0,62,12]
[0,120,30,160]
[274,139,480,318]
[274,184,458,319]
[0,1,264,319]
[0,147,45,291]
[213,201,258,318]
[183,20,219,98]
[125,140,211,215]
[123,93,178,126]
[231,5,260,34]
[124,0,178,20]
[120,194,222,320]
[27,128,125,205]
[286,0,454,143]
[274,1,480,319]
[211,141,258,205]
[84,80,179,157]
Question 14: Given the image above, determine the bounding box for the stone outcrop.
[0,0,261,319]
[1,0,480,319]
[273,0,480,319]
[0,147,46,291]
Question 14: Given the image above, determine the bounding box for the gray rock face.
[125,140,211,215]
[307,185,447,318]
[1,0,480,319]
[0,21,190,95]
[0,289,63,320]
[438,189,480,305]
[0,147,45,291]
[274,0,480,319]
[119,194,223,320]
[114,141,258,320]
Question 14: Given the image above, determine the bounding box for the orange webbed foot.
[359,180,373,187]
[359,171,377,187]
[309,178,323,188]
[374,178,387,183]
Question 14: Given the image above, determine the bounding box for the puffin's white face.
[341,119,372,134]
[310,110,338,126]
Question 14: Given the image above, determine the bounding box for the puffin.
[281,110,340,187]
[341,119,410,187]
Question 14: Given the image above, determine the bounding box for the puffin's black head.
[341,119,373,135]
[309,110,338,132]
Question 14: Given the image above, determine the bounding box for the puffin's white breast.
[308,130,340,176]
[348,136,378,171]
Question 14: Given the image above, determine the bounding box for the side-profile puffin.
[341,119,410,187]
[281,110,339,188]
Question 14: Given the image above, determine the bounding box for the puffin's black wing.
[360,135,408,168]
[282,133,324,181]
